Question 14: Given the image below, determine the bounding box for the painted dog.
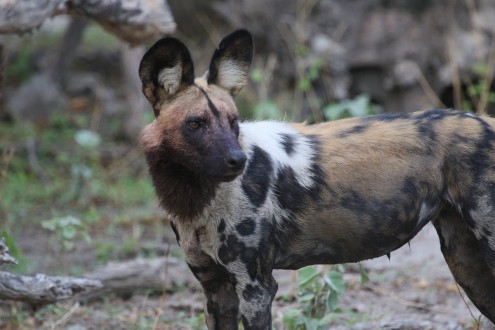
[139,30,495,329]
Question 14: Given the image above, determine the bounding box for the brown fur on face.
[141,78,244,180]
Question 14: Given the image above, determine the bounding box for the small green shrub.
[283,265,346,330]
[324,94,382,121]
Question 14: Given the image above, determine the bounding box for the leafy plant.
[253,100,282,120]
[324,94,382,121]
[297,58,324,93]
[0,230,27,273]
[283,265,346,329]
[41,215,91,251]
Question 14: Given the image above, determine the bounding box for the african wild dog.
[139,30,495,329]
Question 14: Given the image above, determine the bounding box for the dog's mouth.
[209,169,244,182]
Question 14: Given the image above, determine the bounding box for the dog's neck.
[144,145,218,221]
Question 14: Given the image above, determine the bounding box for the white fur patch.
[240,121,317,189]
[158,65,182,95]
[217,59,248,91]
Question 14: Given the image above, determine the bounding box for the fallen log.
[82,256,196,300]
[0,256,195,305]
[0,271,102,305]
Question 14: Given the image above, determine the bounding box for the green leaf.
[298,266,319,287]
[75,129,101,148]
[468,83,484,97]
[62,226,77,240]
[324,270,345,293]
[323,94,382,121]
[308,66,320,80]
[299,293,316,302]
[41,219,56,231]
[326,290,340,312]
[282,309,303,330]
[304,318,319,330]
[348,94,370,117]
[359,264,369,285]
[473,62,490,76]
[251,68,264,82]
[323,103,348,120]
[253,100,281,120]
[297,78,311,92]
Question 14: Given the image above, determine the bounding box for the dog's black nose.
[227,150,247,171]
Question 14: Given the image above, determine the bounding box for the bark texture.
[0,0,176,44]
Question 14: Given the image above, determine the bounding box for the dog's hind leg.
[432,205,495,323]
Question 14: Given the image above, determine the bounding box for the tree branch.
[0,271,102,305]
[0,238,17,266]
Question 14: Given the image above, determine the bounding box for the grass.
[0,111,164,270]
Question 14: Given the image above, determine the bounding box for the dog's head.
[139,30,253,182]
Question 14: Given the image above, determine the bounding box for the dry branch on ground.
[0,256,194,305]
[0,238,17,266]
[0,271,102,305]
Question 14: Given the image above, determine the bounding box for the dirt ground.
[2,223,494,330]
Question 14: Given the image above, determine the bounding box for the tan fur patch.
[140,121,163,151]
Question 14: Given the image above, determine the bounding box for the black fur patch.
[362,112,412,123]
[242,283,263,302]
[218,219,226,233]
[279,133,295,155]
[170,221,180,245]
[197,86,220,118]
[306,135,329,201]
[339,179,436,255]
[218,234,257,265]
[274,167,305,214]
[338,124,370,138]
[236,218,256,236]
[242,146,273,207]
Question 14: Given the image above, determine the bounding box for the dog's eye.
[188,120,201,130]
[230,117,238,127]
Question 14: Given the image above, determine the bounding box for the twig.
[26,137,49,183]
[106,147,142,177]
[463,74,480,110]
[278,23,324,122]
[50,302,80,330]
[410,62,446,109]
[152,242,171,330]
[0,238,17,265]
[476,32,495,115]
[0,147,14,177]
[455,282,482,329]
[448,38,463,110]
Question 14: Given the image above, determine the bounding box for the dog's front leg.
[237,273,278,330]
[188,262,240,329]
[218,219,278,330]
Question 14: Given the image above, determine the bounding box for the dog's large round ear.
[139,37,195,117]
[207,29,253,96]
